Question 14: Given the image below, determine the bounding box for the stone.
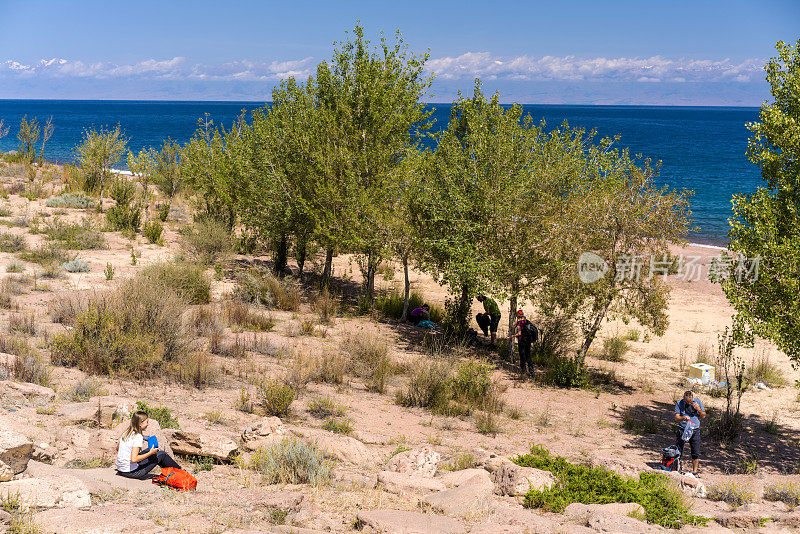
[0,429,33,475]
[0,509,11,524]
[24,460,158,495]
[163,429,238,461]
[679,526,735,534]
[491,460,556,496]
[352,430,389,445]
[35,508,161,533]
[332,467,376,487]
[0,460,13,482]
[290,427,377,466]
[666,471,707,498]
[31,442,56,464]
[241,417,286,451]
[564,502,646,522]
[589,456,642,478]
[377,470,447,494]
[2,475,91,509]
[438,468,490,488]
[0,380,56,404]
[587,511,665,533]
[422,474,493,516]
[356,509,465,534]
[386,447,440,477]
[714,511,766,530]
[290,500,337,531]
[488,500,562,532]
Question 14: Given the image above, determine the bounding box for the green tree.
[152,138,184,213]
[17,115,40,165]
[38,116,54,167]
[722,39,800,360]
[75,125,128,201]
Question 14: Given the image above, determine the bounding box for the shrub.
[440,452,479,471]
[452,359,504,413]
[0,232,26,252]
[248,438,333,486]
[544,355,589,388]
[225,300,274,331]
[45,218,105,249]
[49,277,191,382]
[764,482,800,506]
[376,289,424,320]
[530,313,577,367]
[61,259,90,273]
[707,482,756,506]
[621,407,662,434]
[695,342,712,364]
[322,418,353,435]
[45,193,96,209]
[601,336,630,362]
[181,218,232,265]
[50,293,86,325]
[514,445,706,528]
[9,312,36,336]
[313,288,339,323]
[307,394,345,418]
[397,359,454,415]
[135,400,180,429]
[173,351,218,388]
[0,336,51,387]
[343,332,392,393]
[235,387,254,413]
[141,262,210,305]
[475,410,501,434]
[235,269,301,311]
[6,260,24,273]
[316,351,348,385]
[106,178,142,233]
[143,220,164,245]
[623,328,640,341]
[745,351,785,388]
[104,262,114,280]
[258,379,296,417]
[19,242,71,266]
[64,378,107,402]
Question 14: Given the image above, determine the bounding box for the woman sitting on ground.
[116,411,182,479]
[409,304,430,325]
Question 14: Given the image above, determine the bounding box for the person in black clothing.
[511,310,538,375]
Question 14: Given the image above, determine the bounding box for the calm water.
[0,100,761,245]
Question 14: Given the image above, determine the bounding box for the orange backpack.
[152,467,197,491]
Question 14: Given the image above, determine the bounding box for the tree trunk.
[507,281,519,362]
[273,233,289,277]
[365,251,378,304]
[321,247,334,289]
[400,255,411,321]
[296,237,307,280]
[578,295,613,359]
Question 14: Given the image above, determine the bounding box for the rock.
[714,511,766,529]
[564,502,645,522]
[290,427,377,466]
[377,470,447,494]
[241,417,286,451]
[488,500,563,532]
[356,509,465,534]
[438,468,490,487]
[290,500,337,531]
[2,474,91,509]
[31,442,56,464]
[587,511,665,533]
[332,467,376,487]
[0,380,56,404]
[490,459,556,496]
[0,429,33,475]
[57,401,105,428]
[0,460,13,482]
[163,428,238,461]
[0,509,11,524]
[679,525,735,534]
[422,474,493,516]
[386,447,440,477]
[35,508,162,533]
[24,460,158,495]
[352,430,389,445]
[589,456,642,478]
[667,471,707,498]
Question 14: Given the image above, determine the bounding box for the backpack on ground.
[522,321,538,342]
[659,445,681,472]
[152,467,197,491]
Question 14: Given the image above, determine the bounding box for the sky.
[0,0,798,105]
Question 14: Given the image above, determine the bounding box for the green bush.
[452,359,503,412]
[343,332,392,393]
[307,394,345,418]
[45,193,96,209]
[19,242,72,266]
[141,262,210,305]
[397,359,455,415]
[601,336,630,362]
[376,290,424,320]
[225,300,274,331]
[181,218,232,265]
[0,232,26,252]
[322,417,353,435]
[544,355,589,388]
[514,445,706,528]
[135,400,180,429]
[6,260,24,273]
[764,482,800,506]
[143,220,164,245]
[248,438,333,485]
[106,178,142,233]
[45,218,105,250]
[258,379,296,417]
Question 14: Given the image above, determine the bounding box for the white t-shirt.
[117,433,144,472]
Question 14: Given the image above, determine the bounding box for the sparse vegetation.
[225,300,274,331]
[143,220,164,245]
[343,332,392,393]
[601,336,630,362]
[181,218,232,265]
[707,481,756,506]
[307,394,346,418]
[6,260,24,273]
[745,350,785,388]
[248,438,333,486]
[621,407,662,434]
[19,242,71,266]
[9,312,36,335]
[45,192,96,209]
[0,231,26,252]
[106,177,141,234]
[0,336,51,387]
[45,218,105,249]
[140,261,211,304]
[61,259,90,273]
[104,262,114,280]
[440,452,479,471]
[322,417,353,435]
[235,269,302,311]
[764,482,800,507]
[64,378,107,401]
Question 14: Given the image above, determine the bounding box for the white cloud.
[0,53,763,84]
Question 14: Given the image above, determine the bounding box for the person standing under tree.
[511,310,538,375]
[674,391,706,475]
[475,295,501,345]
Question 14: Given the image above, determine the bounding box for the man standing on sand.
[674,391,706,475]
[475,295,501,346]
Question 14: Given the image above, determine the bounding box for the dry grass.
[225,300,274,332]
[9,311,36,335]
[343,331,392,393]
